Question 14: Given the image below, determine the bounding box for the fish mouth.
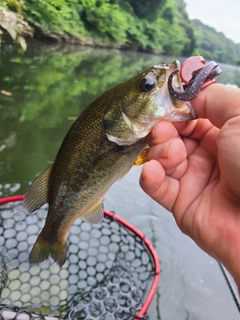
[155,60,197,121]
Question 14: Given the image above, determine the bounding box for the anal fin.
[83,199,104,224]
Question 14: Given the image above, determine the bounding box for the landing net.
[0,196,160,320]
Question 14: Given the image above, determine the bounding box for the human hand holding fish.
[24,56,221,267]
[140,83,240,292]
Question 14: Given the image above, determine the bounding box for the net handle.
[0,196,160,319]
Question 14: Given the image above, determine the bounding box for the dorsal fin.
[24,164,53,213]
[83,199,104,224]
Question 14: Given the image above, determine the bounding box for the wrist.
[214,225,240,292]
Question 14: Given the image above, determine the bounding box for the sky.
[184,0,240,44]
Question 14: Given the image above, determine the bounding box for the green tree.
[193,19,240,65]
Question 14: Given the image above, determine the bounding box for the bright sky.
[184,0,240,44]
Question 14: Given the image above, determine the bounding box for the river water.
[0,43,240,319]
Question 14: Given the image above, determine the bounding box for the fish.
[24,60,196,266]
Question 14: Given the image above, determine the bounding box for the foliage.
[192,19,240,65]
[23,0,86,37]
[79,0,196,54]
[1,0,197,55]
[174,0,196,56]
[0,1,33,50]
[1,0,240,64]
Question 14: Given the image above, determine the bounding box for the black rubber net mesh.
[0,201,157,320]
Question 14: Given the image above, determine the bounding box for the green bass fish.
[24,61,196,266]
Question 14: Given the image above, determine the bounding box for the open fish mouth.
[168,57,222,101]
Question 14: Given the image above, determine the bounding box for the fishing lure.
[168,56,222,100]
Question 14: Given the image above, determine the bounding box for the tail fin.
[29,232,67,267]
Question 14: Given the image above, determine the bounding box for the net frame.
[0,195,160,320]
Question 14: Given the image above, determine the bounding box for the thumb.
[191,83,240,128]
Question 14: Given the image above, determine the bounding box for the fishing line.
[218,262,240,313]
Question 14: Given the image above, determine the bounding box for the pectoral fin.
[83,199,104,224]
[24,164,53,213]
[133,147,149,166]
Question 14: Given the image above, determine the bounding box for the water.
[1,43,240,319]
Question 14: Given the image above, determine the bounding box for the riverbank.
[0,0,196,56]
[1,0,240,65]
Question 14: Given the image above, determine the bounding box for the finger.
[191,83,240,128]
[217,120,240,197]
[173,118,219,158]
[182,137,199,157]
[139,160,165,196]
[147,138,186,170]
[140,160,179,212]
[165,158,188,180]
[147,121,179,146]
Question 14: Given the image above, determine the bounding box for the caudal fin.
[29,232,67,267]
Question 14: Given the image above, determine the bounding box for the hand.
[140,83,240,288]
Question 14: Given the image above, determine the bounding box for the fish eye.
[139,77,156,93]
